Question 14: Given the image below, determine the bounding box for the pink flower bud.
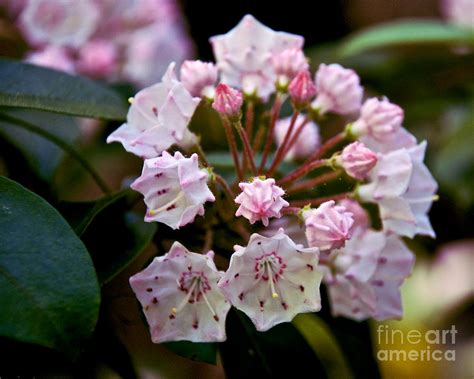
[25,46,75,74]
[180,60,218,98]
[76,40,118,78]
[288,70,316,107]
[312,63,363,115]
[337,141,377,180]
[235,177,289,226]
[212,83,243,117]
[272,48,309,88]
[351,98,404,141]
[337,199,370,233]
[304,200,354,251]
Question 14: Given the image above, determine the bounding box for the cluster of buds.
[109,15,438,343]
[4,0,192,86]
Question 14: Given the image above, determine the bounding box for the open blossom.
[25,45,75,74]
[304,200,354,251]
[76,39,118,78]
[272,48,309,88]
[180,60,218,98]
[212,84,243,117]
[130,242,230,342]
[288,70,317,107]
[107,63,200,158]
[274,115,320,160]
[442,0,474,28]
[210,14,304,99]
[351,97,404,142]
[312,63,363,115]
[358,142,438,238]
[218,229,323,331]
[131,152,215,230]
[324,230,415,320]
[235,178,289,226]
[336,141,378,180]
[20,0,100,47]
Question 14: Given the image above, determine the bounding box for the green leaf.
[0,59,127,120]
[339,20,474,57]
[0,108,80,182]
[164,341,218,365]
[0,177,100,356]
[60,193,157,285]
[220,309,327,378]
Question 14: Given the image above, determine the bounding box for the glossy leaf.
[0,59,127,120]
[0,177,100,355]
[339,20,474,57]
[220,309,327,378]
[0,108,80,182]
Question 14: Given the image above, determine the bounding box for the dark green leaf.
[0,59,127,120]
[164,341,218,365]
[0,177,100,356]
[220,309,327,379]
[0,108,80,182]
[61,193,157,285]
[339,20,474,57]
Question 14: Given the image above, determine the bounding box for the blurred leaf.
[0,59,127,120]
[0,108,79,182]
[220,309,327,378]
[339,20,474,57]
[164,341,218,365]
[0,177,100,356]
[61,194,157,285]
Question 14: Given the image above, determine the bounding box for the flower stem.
[221,117,243,181]
[267,111,299,176]
[281,206,301,215]
[289,192,352,208]
[235,121,258,176]
[0,112,111,194]
[245,101,255,142]
[193,142,209,167]
[215,173,235,202]
[282,116,310,158]
[258,93,282,174]
[286,171,342,194]
[304,132,346,163]
[278,159,328,186]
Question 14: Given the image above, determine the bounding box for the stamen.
[201,283,218,319]
[149,191,185,216]
[266,262,279,299]
[172,277,198,314]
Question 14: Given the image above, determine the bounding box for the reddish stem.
[222,118,243,181]
[258,94,282,174]
[245,101,255,141]
[281,207,301,215]
[304,132,346,164]
[286,171,342,194]
[278,159,327,186]
[267,111,300,176]
[252,123,266,152]
[215,173,235,201]
[235,122,258,176]
[282,116,310,158]
[289,192,352,208]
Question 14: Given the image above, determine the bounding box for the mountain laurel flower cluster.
[108,15,438,343]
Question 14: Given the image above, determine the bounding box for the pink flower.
[272,48,309,88]
[210,14,304,99]
[336,141,377,180]
[304,200,354,251]
[218,229,322,331]
[235,177,289,226]
[180,60,218,98]
[25,45,75,74]
[442,0,474,28]
[312,63,363,115]
[324,230,415,321]
[351,98,404,142]
[358,142,438,238]
[107,63,200,158]
[130,242,230,342]
[274,115,320,160]
[360,126,417,154]
[288,70,317,108]
[337,199,370,233]
[76,39,118,78]
[131,152,215,230]
[20,0,99,47]
[212,84,243,117]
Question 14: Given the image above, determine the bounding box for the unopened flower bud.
[180,60,218,98]
[351,98,404,141]
[77,40,118,78]
[212,83,243,117]
[336,141,378,180]
[288,70,316,108]
[272,48,309,89]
